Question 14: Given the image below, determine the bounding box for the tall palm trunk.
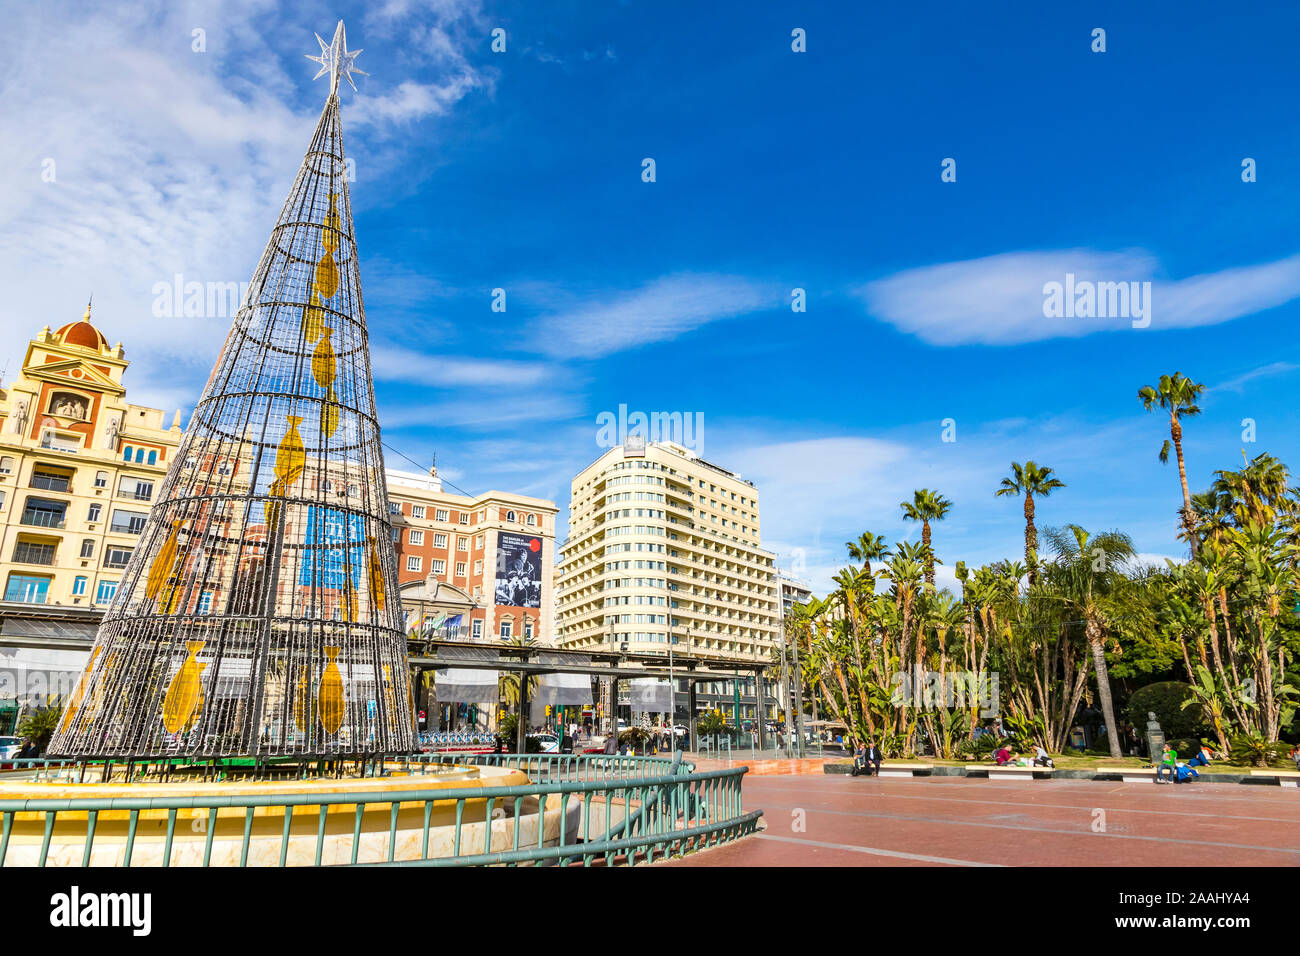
[921,521,935,586]
[1023,492,1037,583]
[1170,415,1199,556]
[1086,618,1121,758]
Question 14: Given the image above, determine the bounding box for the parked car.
[527,733,560,754]
[0,736,22,766]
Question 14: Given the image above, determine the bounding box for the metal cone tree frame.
[49,32,415,759]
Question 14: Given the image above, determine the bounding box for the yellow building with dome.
[0,305,183,613]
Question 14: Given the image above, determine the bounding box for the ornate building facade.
[0,308,183,611]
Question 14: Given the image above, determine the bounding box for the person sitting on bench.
[865,740,882,776]
[852,740,867,774]
[1033,745,1055,768]
[995,744,1014,766]
[1156,743,1178,783]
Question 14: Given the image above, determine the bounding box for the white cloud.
[857,249,1300,346]
[1209,361,1300,395]
[0,2,487,414]
[370,345,553,387]
[531,273,776,359]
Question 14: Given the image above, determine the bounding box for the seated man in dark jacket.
[864,741,883,775]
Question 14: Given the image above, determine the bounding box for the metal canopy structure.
[48,22,415,761]
[410,637,776,752]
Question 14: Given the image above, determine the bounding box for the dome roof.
[54,302,109,351]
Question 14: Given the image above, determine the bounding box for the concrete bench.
[876,762,934,778]
[1249,770,1300,789]
[1097,766,1162,783]
[969,763,1056,780]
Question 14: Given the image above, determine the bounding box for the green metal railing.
[0,754,759,868]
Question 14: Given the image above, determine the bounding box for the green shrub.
[16,706,59,752]
[1125,682,1207,740]
[498,713,518,743]
[1228,733,1290,768]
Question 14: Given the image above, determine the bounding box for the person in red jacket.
[995,745,1014,766]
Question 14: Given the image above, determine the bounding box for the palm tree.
[1138,372,1205,553]
[497,632,540,719]
[846,531,890,578]
[900,490,951,587]
[995,461,1065,583]
[1042,524,1142,758]
[1212,452,1289,527]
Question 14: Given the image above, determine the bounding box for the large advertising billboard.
[494,531,542,608]
[298,506,365,589]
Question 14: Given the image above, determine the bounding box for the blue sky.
[3,1,1300,594]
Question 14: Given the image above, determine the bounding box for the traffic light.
[545,705,551,717]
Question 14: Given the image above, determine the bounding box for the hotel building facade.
[555,440,781,724]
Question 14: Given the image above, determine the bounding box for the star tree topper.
[307,20,368,93]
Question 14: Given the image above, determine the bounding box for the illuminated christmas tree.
[49,22,415,759]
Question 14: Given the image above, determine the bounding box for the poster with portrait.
[494,531,542,608]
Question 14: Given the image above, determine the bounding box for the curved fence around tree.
[0,754,760,867]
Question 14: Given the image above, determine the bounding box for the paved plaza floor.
[664,773,1300,867]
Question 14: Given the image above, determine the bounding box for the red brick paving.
[665,774,1300,867]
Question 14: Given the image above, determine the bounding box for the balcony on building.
[20,497,67,530]
[29,466,74,493]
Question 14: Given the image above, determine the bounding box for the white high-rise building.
[555,441,779,665]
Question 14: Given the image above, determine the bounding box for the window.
[0,456,13,474]
[197,591,214,614]
[80,539,95,558]
[406,556,421,572]
[0,491,5,511]
[118,476,154,501]
[433,533,447,549]
[122,446,132,462]
[87,503,102,522]
[526,514,536,526]
[411,505,425,519]
[474,560,483,575]
[506,510,516,522]
[147,450,157,465]
[499,619,513,639]
[458,512,468,525]
[95,580,118,603]
[94,471,108,488]
[104,546,133,569]
[20,498,66,528]
[455,562,466,576]
[4,574,51,604]
[30,468,71,492]
[435,508,449,522]
[110,509,149,534]
[41,431,80,453]
[525,618,534,640]
[72,576,87,596]
[457,536,468,551]
[391,527,400,543]
[431,559,445,575]
[472,619,483,640]
[13,540,56,565]
[474,534,484,548]
[408,530,424,546]
[389,502,402,515]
